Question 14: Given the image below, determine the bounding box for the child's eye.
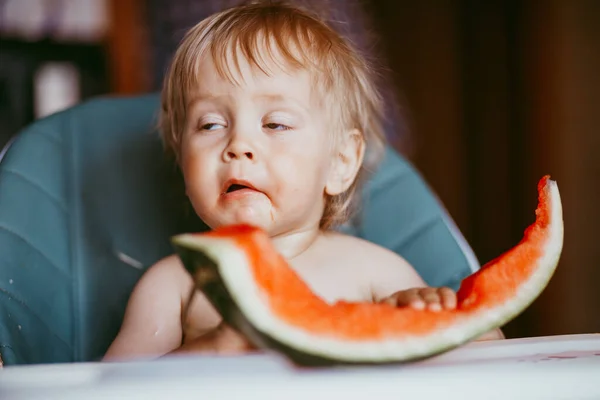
[200,122,225,131]
[264,123,291,131]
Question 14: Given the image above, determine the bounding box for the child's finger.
[382,289,425,309]
[403,288,427,309]
[439,287,457,309]
[421,288,442,311]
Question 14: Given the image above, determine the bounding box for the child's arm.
[103,255,254,361]
[167,323,257,355]
[103,256,189,360]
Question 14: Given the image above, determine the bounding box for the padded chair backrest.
[0,94,479,366]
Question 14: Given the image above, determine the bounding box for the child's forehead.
[205,34,318,81]
[186,48,328,103]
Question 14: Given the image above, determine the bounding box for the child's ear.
[325,129,365,196]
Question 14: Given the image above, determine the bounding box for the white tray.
[1,334,599,400]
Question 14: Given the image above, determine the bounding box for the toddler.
[104,0,502,360]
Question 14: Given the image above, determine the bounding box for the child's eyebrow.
[253,94,310,112]
[186,92,310,114]
[187,93,232,108]
[254,93,287,102]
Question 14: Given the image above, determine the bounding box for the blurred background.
[0,0,598,339]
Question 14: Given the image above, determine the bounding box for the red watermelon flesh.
[172,175,563,364]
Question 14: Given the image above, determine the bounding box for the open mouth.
[226,183,251,193]
[222,180,259,195]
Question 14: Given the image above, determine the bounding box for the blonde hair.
[160,0,387,229]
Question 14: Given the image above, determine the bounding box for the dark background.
[1,0,598,339]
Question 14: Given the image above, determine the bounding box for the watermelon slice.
[172,175,563,365]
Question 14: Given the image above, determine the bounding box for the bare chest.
[182,256,372,343]
[291,261,372,304]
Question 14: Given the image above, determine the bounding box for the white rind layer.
[175,180,563,362]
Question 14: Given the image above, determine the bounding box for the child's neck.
[270,226,322,260]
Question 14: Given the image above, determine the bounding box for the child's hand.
[174,322,258,355]
[380,287,457,312]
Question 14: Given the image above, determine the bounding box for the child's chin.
[210,213,268,231]
[230,217,271,231]
[225,206,272,230]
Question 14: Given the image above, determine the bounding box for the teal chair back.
[0,94,479,366]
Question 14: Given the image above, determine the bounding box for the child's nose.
[225,149,254,161]
[223,123,259,162]
[223,138,256,162]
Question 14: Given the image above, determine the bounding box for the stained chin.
[229,206,270,227]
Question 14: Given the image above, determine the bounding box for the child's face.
[180,52,344,236]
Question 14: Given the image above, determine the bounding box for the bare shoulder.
[103,255,193,360]
[321,232,410,268]
[140,254,194,294]
[322,232,427,301]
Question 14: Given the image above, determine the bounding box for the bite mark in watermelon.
[172,175,563,365]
